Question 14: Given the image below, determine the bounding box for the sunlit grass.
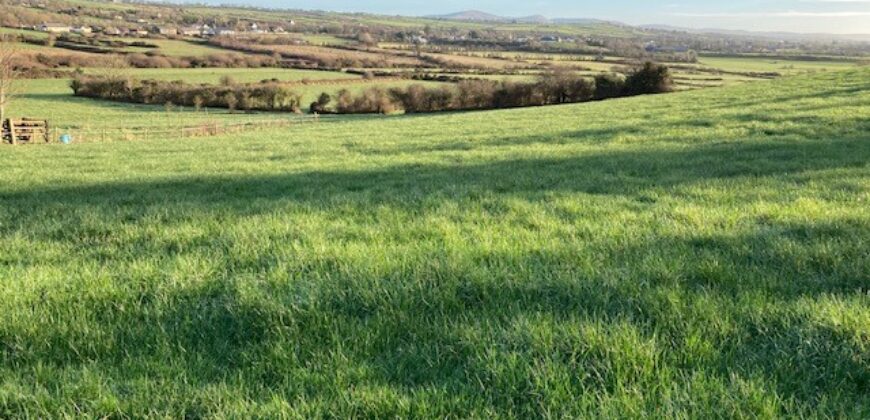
[0,69,867,417]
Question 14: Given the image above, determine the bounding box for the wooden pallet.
[2,118,49,145]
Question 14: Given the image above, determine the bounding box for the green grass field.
[10,79,300,131]
[9,77,448,130]
[81,67,361,84]
[697,56,858,75]
[0,69,868,417]
[105,38,233,57]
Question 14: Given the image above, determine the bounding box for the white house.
[248,23,264,34]
[71,26,93,35]
[39,23,71,33]
[180,26,202,37]
[152,26,177,36]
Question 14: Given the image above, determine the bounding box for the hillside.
[0,69,868,417]
[429,10,552,24]
[429,10,506,22]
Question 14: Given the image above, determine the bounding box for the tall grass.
[0,69,868,417]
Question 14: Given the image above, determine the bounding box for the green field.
[9,77,447,130]
[82,67,361,84]
[0,68,867,417]
[108,38,233,57]
[10,79,299,131]
[697,56,858,75]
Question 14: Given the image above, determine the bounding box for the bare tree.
[0,35,21,124]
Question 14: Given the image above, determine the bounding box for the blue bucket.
[59,134,72,144]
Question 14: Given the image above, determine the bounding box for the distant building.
[541,35,562,43]
[71,25,92,35]
[180,26,202,36]
[215,27,236,36]
[248,23,264,34]
[200,24,216,37]
[39,23,71,33]
[102,27,122,36]
[152,26,177,36]
[271,26,286,33]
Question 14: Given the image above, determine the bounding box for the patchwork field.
[0,68,867,417]
[81,67,362,84]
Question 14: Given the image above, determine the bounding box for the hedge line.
[70,62,673,115]
[71,77,304,112]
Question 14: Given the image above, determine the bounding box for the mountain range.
[426,10,870,42]
[426,10,609,25]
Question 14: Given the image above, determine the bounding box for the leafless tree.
[0,35,21,124]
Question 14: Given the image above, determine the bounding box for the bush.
[593,74,625,100]
[623,62,673,96]
[310,93,332,114]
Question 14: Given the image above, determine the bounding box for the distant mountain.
[429,10,551,24]
[428,10,506,22]
[552,18,613,25]
[515,15,551,24]
[639,24,870,42]
[427,11,621,26]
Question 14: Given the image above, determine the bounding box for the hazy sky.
[180,0,870,34]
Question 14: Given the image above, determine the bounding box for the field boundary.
[39,116,323,143]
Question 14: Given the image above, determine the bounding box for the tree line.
[70,62,673,115]
[329,62,673,114]
[70,76,305,113]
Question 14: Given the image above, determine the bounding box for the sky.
[183,1,870,34]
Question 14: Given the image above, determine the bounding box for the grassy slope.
[0,69,868,417]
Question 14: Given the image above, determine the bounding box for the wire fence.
[28,115,324,144]
[0,115,321,144]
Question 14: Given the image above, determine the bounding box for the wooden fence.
[2,119,50,145]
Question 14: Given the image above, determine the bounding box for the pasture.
[9,76,450,135]
[0,68,867,417]
[80,67,361,84]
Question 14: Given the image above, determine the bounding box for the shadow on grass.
[0,128,868,415]
[3,136,867,209]
[1,219,866,415]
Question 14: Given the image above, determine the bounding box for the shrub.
[223,92,237,112]
[623,62,673,96]
[310,93,332,114]
[593,74,625,100]
[71,76,304,113]
[325,66,670,115]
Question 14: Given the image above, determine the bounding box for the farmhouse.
[152,26,178,36]
[180,26,202,36]
[248,23,264,34]
[71,25,93,34]
[215,27,236,36]
[39,23,71,33]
